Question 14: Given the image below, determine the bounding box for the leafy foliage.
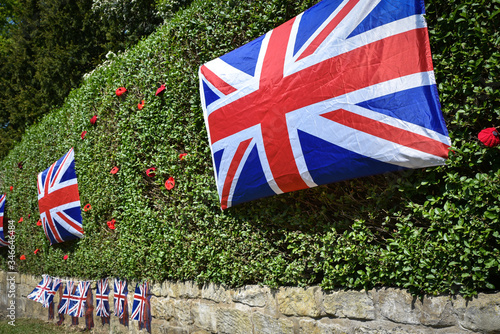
[0,0,498,298]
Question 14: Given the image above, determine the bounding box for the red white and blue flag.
[199,0,450,209]
[114,279,128,319]
[27,275,52,306]
[131,282,150,323]
[37,148,83,244]
[68,281,91,317]
[43,277,62,308]
[58,281,74,315]
[95,278,110,318]
[0,194,8,247]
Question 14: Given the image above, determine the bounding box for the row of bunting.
[27,275,151,332]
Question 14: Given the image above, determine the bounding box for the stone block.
[377,288,420,325]
[216,308,252,334]
[460,293,500,333]
[277,286,321,317]
[299,319,350,334]
[202,282,231,304]
[323,290,375,320]
[233,285,269,308]
[191,301,218,333]
[417,295,456,327]
[252,312,294,334]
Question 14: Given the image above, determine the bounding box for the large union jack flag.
[27,275,52,306]
[37,148,83,244]
[0,194,8,247]
[114,279,128,319]
[199,0,450,209]
[68,281,91,317]
[95,278,110,318]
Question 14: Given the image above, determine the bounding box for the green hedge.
[0,0,498,298]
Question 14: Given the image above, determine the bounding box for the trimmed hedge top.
[0,0,499,298]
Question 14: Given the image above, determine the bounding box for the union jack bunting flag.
[58,281,74,315]
[95,278,110,318]
[114,279,128,319]
[68,281,91,318]
[131,282,150,323]
[27,275,52,306]
[0,194,8,247]
[43,277,62,308]
[37,148,83,244]
[199,0,450,209]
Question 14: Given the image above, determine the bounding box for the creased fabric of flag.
[45,277,62,320]
[56,281,68,325]
[68,281,91,318]
[199,0,450,209]
[27,275,52,305]
[37,147,83,244]
[131,282,151,332]
[58,281,74,316]
[85,286,94,330]
[96,278,110,324]
[0,194,8,247]
[114,279,129,326]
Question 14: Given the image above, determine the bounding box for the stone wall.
[1,271,499,333]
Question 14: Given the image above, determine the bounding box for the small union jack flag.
[95,278,110,318]
[131,282,150,322]
[58,281,74,315]
[68,281,91,317]
[27,275,52,306]
[43,277,62,308]
[37,148,83,244]
[199,0,450,209]
[114,279,128,319]
[0,194,8,247]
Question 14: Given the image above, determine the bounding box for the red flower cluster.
[478,127,500,148]
[138,100,145,110]
[83,203,92,212]
[36,219,42,226]
[20,255,26,260]
[34,249,40,255]
[156,84,166,96]
[107,219,116,230]
[18,217,23,223]
[110,166,119,174]
[179,153,187,160]
[63,254,69,260]
[165,177,175,190]
[146,167,156,177]
[90,115,98,125]
[116,87,127,96]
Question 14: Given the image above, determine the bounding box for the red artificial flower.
[156,84,166,96]
[63,254,69,260]
[20,255,26,260]
[116,87,127,96]
[478,127,500,148]
[83,203,92,212]
[28,214,31,219]
[107,219,116,230]
[34,249,40,255]
[90,115,98,125]
[18,162,23,169]
[165,177,175,190]
[36,219,42,226]
[9,186,13,191]
[179,153,188,160]
[81,130,87,139]
[146,167,156,177]
[110,166,119,174]
[18,217,23,223]
[9,231,14,237]
[138,100,145,110]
